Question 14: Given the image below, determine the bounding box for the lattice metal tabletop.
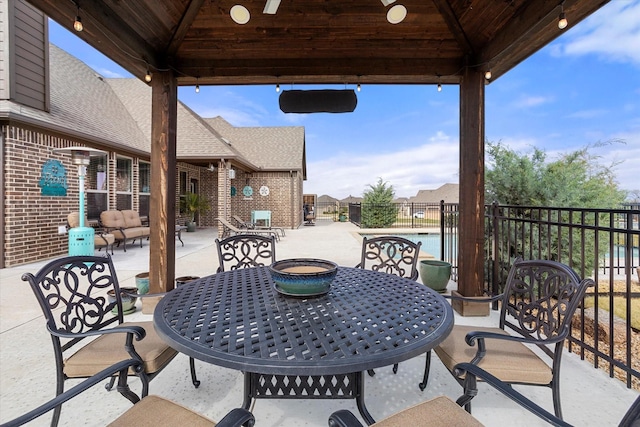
[153,266,453,424]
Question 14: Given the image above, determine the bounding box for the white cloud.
[304,131,460,199]
[512,95,553,109]
[565,109,608,119]
[554,1,640,66]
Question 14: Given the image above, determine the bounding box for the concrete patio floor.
[1,221,637,426]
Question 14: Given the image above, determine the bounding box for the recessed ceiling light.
[230,5,250,25]
[387,4,407,24]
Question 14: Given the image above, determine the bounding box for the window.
[116,157,132,210]
[139,161,151,217]
[86,154,107,220]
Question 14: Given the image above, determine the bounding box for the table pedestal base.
[243,371,374,425]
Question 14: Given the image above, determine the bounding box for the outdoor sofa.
[99,210,150,251]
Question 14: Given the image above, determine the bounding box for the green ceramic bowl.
[269,258,338,296]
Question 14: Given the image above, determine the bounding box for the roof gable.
[205,117,305,173]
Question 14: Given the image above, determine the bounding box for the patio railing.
[345,200,640,389]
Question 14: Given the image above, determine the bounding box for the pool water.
[360,233,456,260]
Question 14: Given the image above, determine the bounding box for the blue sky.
[48,1,640,200]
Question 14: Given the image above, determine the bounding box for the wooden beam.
[457,65,485,301]
[479,0,609,79]
[165,0,206,57]
[25,0,159,79]
[147,70,178,308]
[431,0,475,55]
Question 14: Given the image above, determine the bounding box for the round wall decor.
[242,185,253,197]
[259,185,270,196]
[230,186,237,196]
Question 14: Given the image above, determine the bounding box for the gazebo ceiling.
[29,0,607,86]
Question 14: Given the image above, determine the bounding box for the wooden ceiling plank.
[166,0,206,57]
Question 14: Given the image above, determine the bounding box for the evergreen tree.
[361,178,398,228]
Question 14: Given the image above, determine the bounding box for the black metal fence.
[481,203,640,389]
[344,200,640,388]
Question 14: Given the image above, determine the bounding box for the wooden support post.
[145,70,177,313]
[457,65,486,303]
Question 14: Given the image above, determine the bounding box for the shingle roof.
[1,44,305,174]
[0,44,148,153]
[106,80,245,162]
[409,183,459,203]
[206,117,305,173]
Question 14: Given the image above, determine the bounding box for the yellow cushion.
[108,395,215,427]
[64,321,177,378]
[121,210,143,228]
[373,396,483,427]
[67,212,88,228]
[95,233,115,247]
[434,325,553,385]
[101,210,127,228]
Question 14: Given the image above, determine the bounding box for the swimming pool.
[360,233,456,260]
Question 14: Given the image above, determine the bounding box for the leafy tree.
[361,178,398,228]
[486,140,626,207]
[485,140,627,276]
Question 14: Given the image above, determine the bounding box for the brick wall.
[3,125,78,266]
[231,170,302,229]
[3,125,304,266]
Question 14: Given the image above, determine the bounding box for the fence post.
[491,201,500,309]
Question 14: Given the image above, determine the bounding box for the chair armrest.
[455,363,572,427]
[328,409,365,427]
[216,408,256,427]
[49,324,146,342]
[0,359,141,427]
[466,330,567,347]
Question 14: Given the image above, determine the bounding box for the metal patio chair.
[21,254,199,427]
[328,362,640,427]
[216,234,277,273]
[422,257,595,419]
[355,235,422,376]
[356,235,422,280]
[0,359,255,427]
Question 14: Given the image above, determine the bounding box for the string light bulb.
[357,84,361,92]
[558,4,568,30]
[73,4,83,32]
[195,84,200,93]
[437,83,442,92]
[144,66,152,83]
[276,84,280,93]
[484,69,492,80]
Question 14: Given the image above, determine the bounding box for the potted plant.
[181,192,210,232]
[419,259,451,293]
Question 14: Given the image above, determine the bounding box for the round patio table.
[154,265,453,424]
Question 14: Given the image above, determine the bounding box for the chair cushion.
[107,395,215,427]
[372,396,483,427]
[434,325,553,385]
[64,321,177,378]
[95,233,115,246]
[121,210,143,228]
[101,210,127,228]
[67,212,88,228]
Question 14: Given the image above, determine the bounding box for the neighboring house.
[340,195,364,205]
[408,183,459,204]
[0,1,305,267]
